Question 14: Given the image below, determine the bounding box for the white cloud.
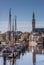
[17,21,32,32]
[0,21,32,33]
[0,21,44,33]
[36,21,44,28]
[0,21,8,33]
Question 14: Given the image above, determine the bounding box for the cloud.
[17,21,32,32]
[0,21,44,33]
[36,21,44,28]
[0,21,8,33]
[0,21,32,33]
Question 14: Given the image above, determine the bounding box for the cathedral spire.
[32,12,35,32]
[33,12,35,20]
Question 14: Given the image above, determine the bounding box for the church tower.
[32,12,35,32]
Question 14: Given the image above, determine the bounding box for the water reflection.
[32,47,36,65]
[3,55,6,65]
[1,45,44,65]
[3,57,16,65]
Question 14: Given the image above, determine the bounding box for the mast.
[15,16,17,32]
[9,8,11,32]
[9,8,11,41]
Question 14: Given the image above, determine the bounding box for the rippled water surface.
[0,47,44,65]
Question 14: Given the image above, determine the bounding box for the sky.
[0,0,44,33]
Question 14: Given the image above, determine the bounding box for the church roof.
[33,28,44,33]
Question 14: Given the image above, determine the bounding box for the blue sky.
[0,0,44,33]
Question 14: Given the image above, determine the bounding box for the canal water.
[0,47,44,65]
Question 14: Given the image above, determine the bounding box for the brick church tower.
[32,12,35,32]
